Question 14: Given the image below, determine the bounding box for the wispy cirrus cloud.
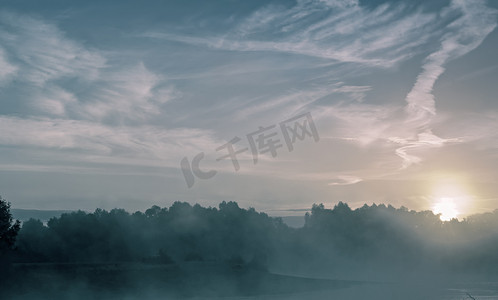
[146,0,438,67]
[0,115,220,167]
[0,11,204,175]
[398,0,498,168]
[232,87,332,121]
[294,0,497,172]
[0,11,178,123]
[0,11,105,85]
[143,0,497,177]
[0,48,17,83]
[405,0,497,127]
[79,63,178,123]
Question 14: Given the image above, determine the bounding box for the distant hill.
[11,209,74,222]
[280,216,305,228]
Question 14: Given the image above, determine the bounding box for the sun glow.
[432,197,459,221]
[428,175,475,221]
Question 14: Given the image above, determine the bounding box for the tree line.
[2,196,498,277]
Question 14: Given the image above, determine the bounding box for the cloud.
[147,0,438,67]
[328,175,362,186]
[142,0,496,174]
[399,0,498,168]
[0,11,105,86]
[141,0,487,177]
[0,116,221,168]
[0,0,496,204]
[0,48,17,83]
[405,0,497,126]
[32,85,78,117]
[0,11,179,123]
[233,87,332,121]
[0,11,207,178]
[314,103,397,146]
[80,62,177,122]
[331,84,371,103]
[305,0,497,171]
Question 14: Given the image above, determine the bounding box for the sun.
[432,197,459,221]
[429,175,474,221]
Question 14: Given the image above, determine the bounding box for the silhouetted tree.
[0,196,21,281]
[0,196,20,253]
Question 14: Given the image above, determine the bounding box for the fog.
[2,201,498,299]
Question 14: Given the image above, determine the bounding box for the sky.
[0,0,497,218]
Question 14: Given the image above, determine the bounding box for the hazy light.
[429,175,475,220]
[432,197,459,221]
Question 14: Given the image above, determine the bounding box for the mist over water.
[3,201,498,299]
